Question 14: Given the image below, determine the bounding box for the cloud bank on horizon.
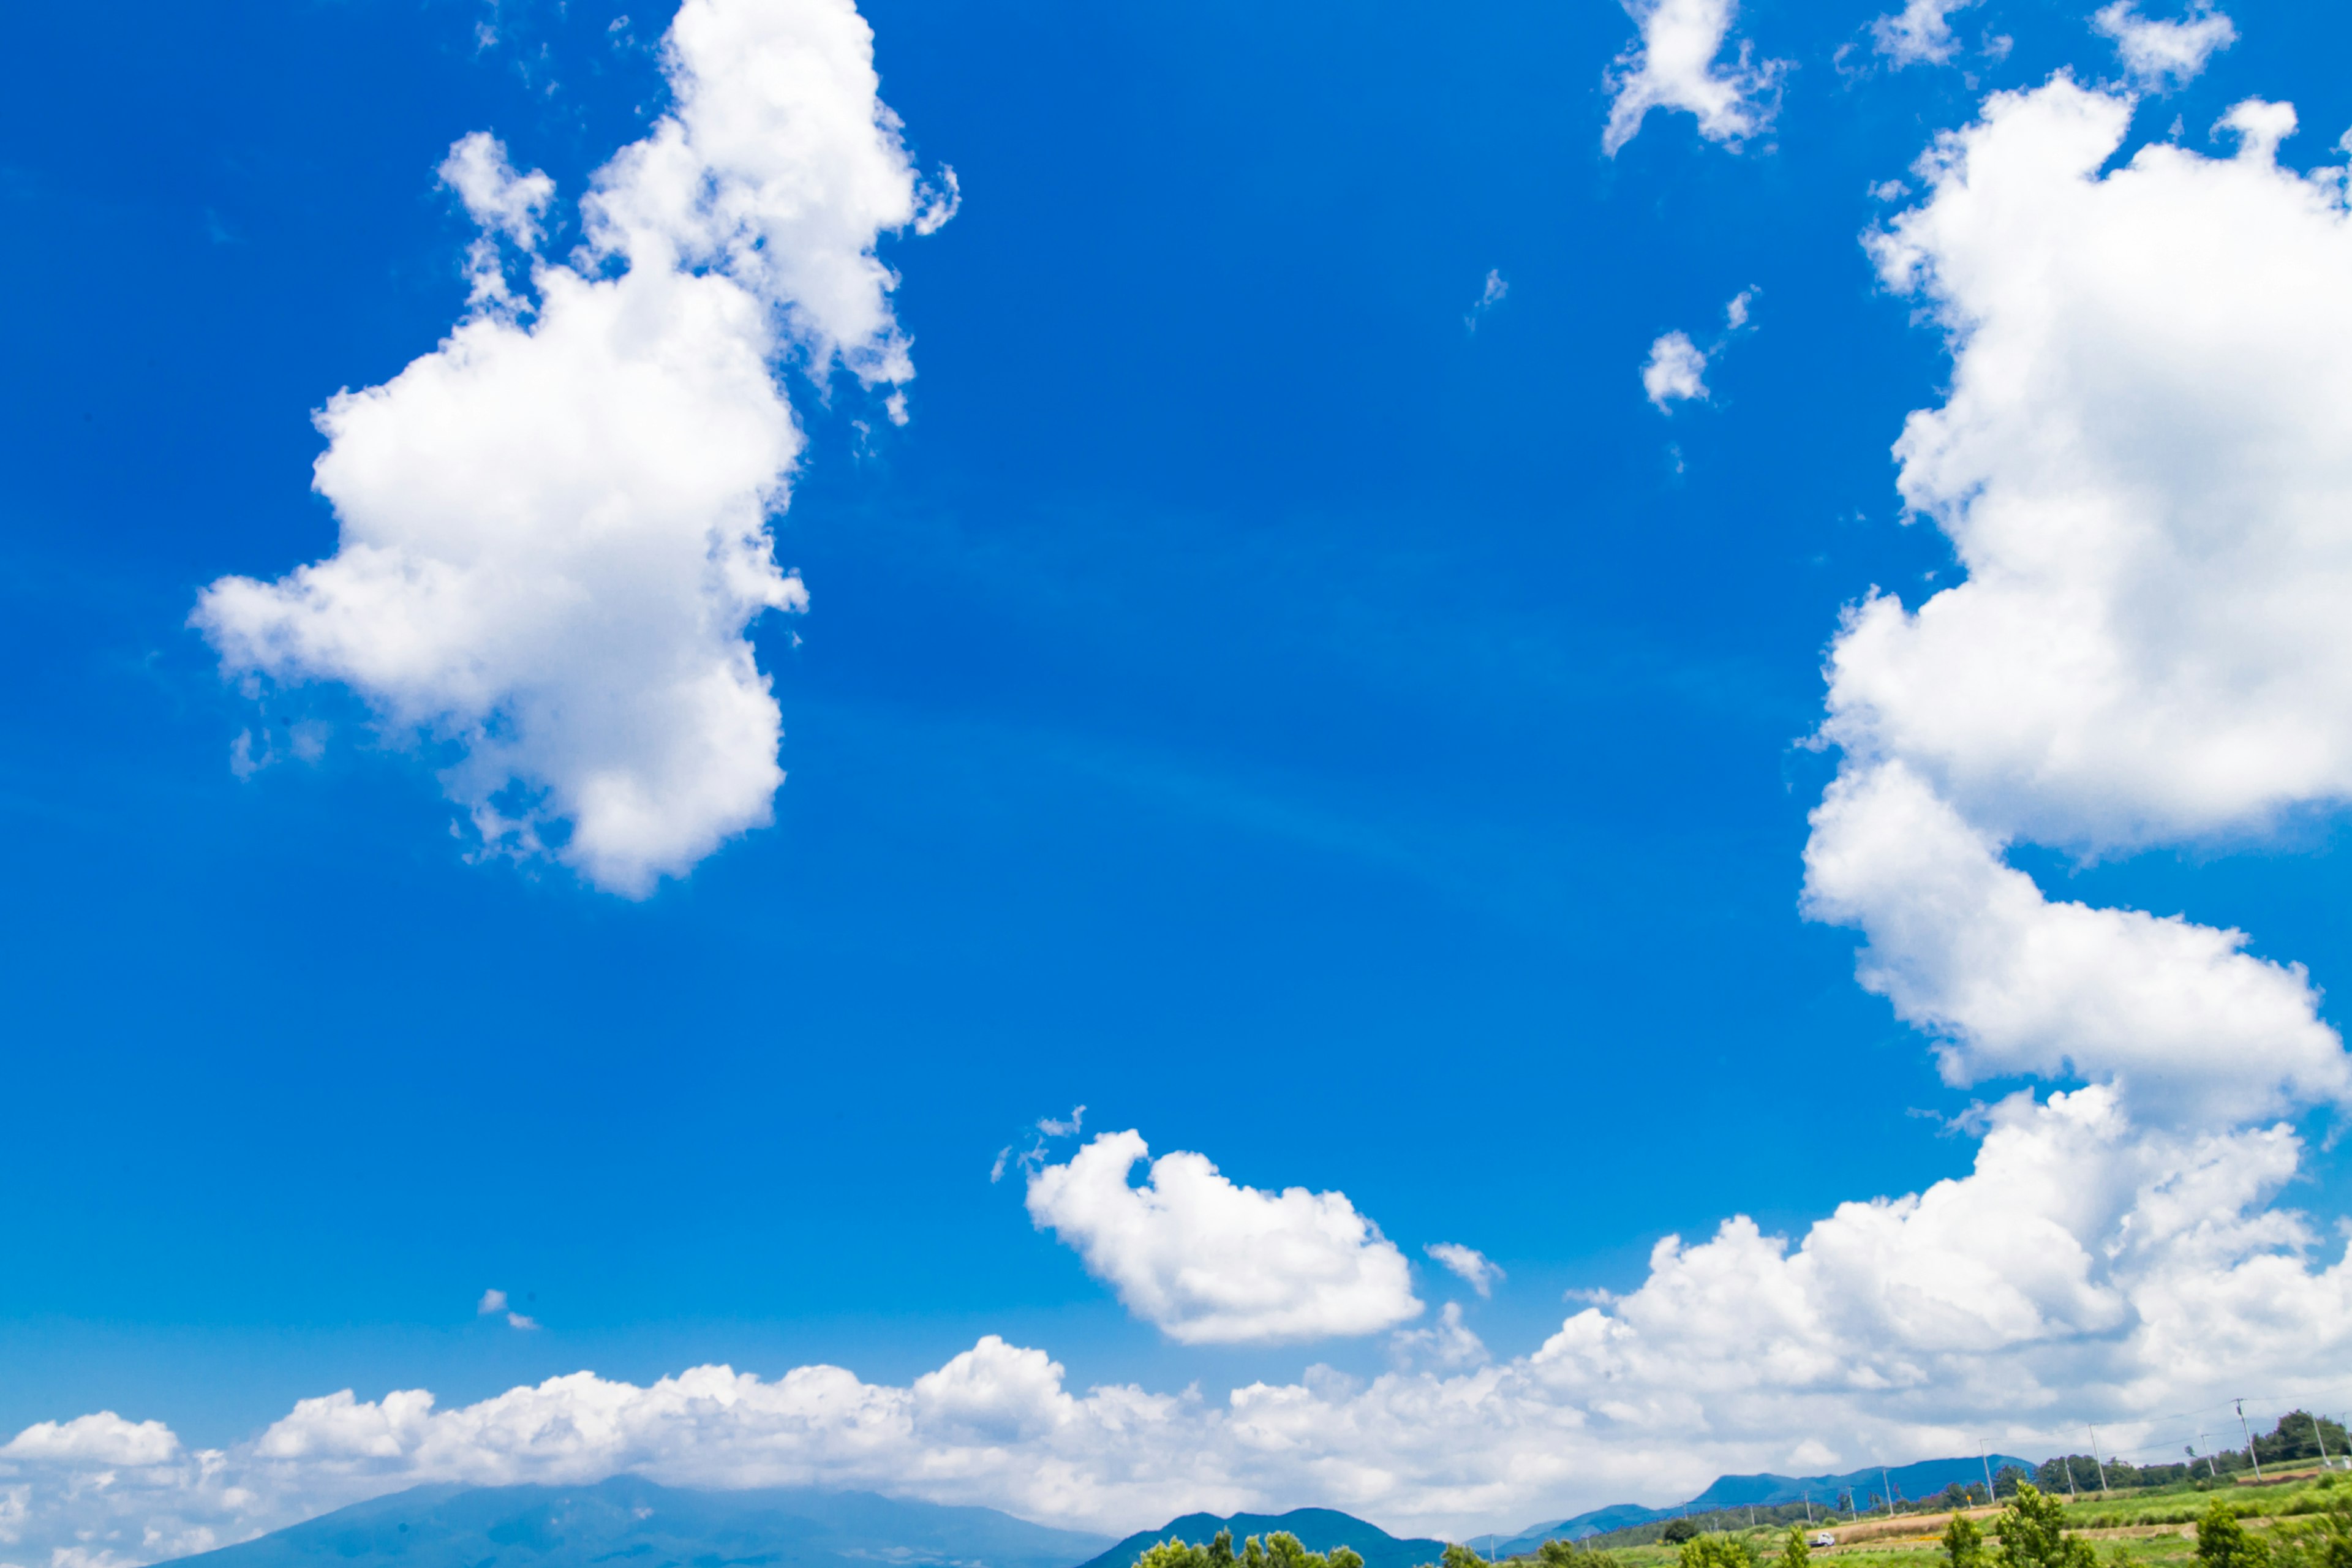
[22,5,2352,1568]
[192,0,950,898]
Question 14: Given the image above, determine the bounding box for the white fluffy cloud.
[2090,2,2235,90]
[1602,0,1787,156]
[1872,0,1977,66]
[1803,760,2347,1125]
[10,1112,2352,1564]
[0,1415,178,1468]
[1831,78,2352,854]
[193,0,949,897]
[1423,1243,1504,1298]
[1640,331,1708,408]
[1024,1131,1423,1344]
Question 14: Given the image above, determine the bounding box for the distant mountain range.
[168,1454,2048,1568]
[169,1476,1115,1568]
[1074,1509,1447,1568]
[1487,1455,2041,1554]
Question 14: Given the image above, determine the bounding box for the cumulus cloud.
[1803,761,2347,1125]
[1424,1243,1504,1298]
[1602,0,1787,156]
[192,0,951,897]
[1,1415,179,1468]
[1872,0,1977,66]
[1641,331,1708,409]
[1392,1301,1490,1370]
[1023,1130,1423,1344]
[10,1125,2352,1566]
[1779,58,2352,1512]
[2090,2,2235,90]
[1836,77,2352,854]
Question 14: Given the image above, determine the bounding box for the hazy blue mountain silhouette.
[1074,1510,1446,1568]
[165,1476,1114,1568]
[1489,1455,2041,1553]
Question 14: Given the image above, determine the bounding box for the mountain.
[165,1476,1115,1568]
[1489,1455,2042,1554]
[1074,1510,1447,1568]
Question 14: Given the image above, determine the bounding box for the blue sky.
[7,0,2352,1557]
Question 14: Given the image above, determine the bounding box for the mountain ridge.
[165,1476,1114,1568]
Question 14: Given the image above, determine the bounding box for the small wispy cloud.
[2092,1,2236,90]
[992,1106,1087,1182]
[1464,270,1509,332]
[1642,288,1757,412]
[478,1288,538,1329]
[1423,1242,1505,1297]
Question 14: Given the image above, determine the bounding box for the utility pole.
[1804,1494,1814,1526]
[1885,1470,1896,1520]
[2198,1434,2219,1482]
[2239,1400,2264,1480]
[1980,1442,1996,1505]
[2312,1413,2334,1472]
[2064,1457,2078,1502]
[2087,1427,2109,1496]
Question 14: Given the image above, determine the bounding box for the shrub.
[2198,1501,2273,1568]
[1945,1512,1988,1568]
[1678,1537,1757,1568]
[1997,1485,2097,1568]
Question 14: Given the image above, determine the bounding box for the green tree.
[1136,1540,1210,1568]
[1539,1540,1615,1568]
[1661,1522,1700,1546]
[1996,1485,2097,1568]
[1779,1526,1811,1568]
[1441,1545,1488,1568]
[2198,1502,2272,1568]
[1678,1537,1758,1568]
[1945,1511,1986,1568]
[1143,1532,1357,1568]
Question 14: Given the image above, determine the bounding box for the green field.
[1526,1469,2352,1568]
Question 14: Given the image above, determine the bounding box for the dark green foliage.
[1438,1547,1483,1568]
[1996,1471,2029,1501]
[1777,1526,1810,1568]
[1996,1485,2097,1568]
[1660,1523,1700,1546]
[2259,1415,2352,1468]
[2199,1501,2274,1568]
[1945,1510,1987,1568]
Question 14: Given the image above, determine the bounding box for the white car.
[1807,1536,1836,1550]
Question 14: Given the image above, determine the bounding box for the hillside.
[1489,1456,2040,1554]
[165,1476,1114,1568]
[1074,1509,1447,1568]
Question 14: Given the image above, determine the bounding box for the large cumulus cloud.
[195,0,950,896]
